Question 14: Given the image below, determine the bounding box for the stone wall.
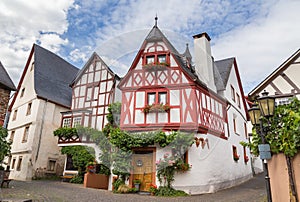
[0,87,11,126]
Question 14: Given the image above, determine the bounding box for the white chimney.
[193,33,216,92]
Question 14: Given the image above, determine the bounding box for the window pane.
[147,93,156,105]
[146,56,155,64]
[158,92,167,104]
[158,55,166,63]
[63,118,71,127]
[72,117,82,127]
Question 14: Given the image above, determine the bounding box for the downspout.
[35,99,48,162]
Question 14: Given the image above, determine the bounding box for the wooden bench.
[61,172,76,182]
[0,170,12,188]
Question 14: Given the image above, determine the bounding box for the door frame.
[130,147,156,189]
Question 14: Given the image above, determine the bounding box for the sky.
[0,0,299,94]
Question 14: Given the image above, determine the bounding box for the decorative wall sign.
[136,159,143,167]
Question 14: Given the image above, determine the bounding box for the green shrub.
[155,186,188,197]
[69,175,83,184]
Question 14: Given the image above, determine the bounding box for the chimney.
[193,33,216,92]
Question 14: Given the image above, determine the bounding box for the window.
[48,159,56,171]
[72,117,82,127]
[236,93,241,108]
[9,131,15,142]
[62,118,71,127]
[145,54,168,65]
[30,62,34,71]
[147,92,167,105]
[22,126,29,143]
[232,146,239,161]
[147,93,156,105]
[146,56,155,64]
[244,122,248,139]
[13,109,17,121]
[158,92,167,105]
[233,117,237,134]
[11,158,16,169]
[20,88,25,97]
[26,102,32,115]
[158,55,166,63]
[86,86,93,101]
[17,156,23,171]
[231,85,235,102]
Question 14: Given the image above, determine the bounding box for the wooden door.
[132,151,153,191]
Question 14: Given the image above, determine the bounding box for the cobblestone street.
[1,173,266,202]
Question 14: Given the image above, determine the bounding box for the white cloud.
[212,0,300,93]
[0,0,74,85]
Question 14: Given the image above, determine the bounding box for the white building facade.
[6,44,78,180]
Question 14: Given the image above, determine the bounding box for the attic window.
[20,88,25,98]
[146,56,155,64]
[158,55,166,63]
[30,62,34,71]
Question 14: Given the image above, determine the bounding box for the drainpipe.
[35,99,48,162]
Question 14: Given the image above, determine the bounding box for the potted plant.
[149,184,157,196]
[133,179,141,191]
[86,162,96,173]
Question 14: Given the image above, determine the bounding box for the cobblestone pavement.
[1,173,266,202]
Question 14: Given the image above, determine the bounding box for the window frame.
[16,156,23,171]
[12,109,17,121]
[236,93,241,108]
[22,126,29,143]
[26,102,32,115]
[147,91,168,105]
[231,85,235,102]
[143,52,169,66]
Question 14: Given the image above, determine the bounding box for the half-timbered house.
[118,20,252,194]
[248,49,300,102]
[6,44,79,180]
[58,52,121,177]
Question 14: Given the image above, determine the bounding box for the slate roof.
[0,61,16,90]
[33,44,79,107]
[214,57,235,91]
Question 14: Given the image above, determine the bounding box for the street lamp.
[248,90,275,202]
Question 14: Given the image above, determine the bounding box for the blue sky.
[0,0,299,93]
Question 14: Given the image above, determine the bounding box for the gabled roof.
[71,52,120,87]
[0,61,16,91]
[214,57,235,91]
[248,48,300,99]
[10,44,79,110]
[33,44,79,107]
[214,57,249,119]
[118,23,208,90]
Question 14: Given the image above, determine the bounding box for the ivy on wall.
[54,102,195,183]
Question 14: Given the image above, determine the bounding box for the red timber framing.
[60,53,118,136]
[119,33,227,139]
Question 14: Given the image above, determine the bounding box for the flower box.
[142,62,169,71]
[142,104,170,113]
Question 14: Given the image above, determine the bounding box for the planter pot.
[134,183,140,191]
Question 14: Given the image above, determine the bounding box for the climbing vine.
[241,97,300,157]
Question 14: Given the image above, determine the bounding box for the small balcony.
[54,127,94,146]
